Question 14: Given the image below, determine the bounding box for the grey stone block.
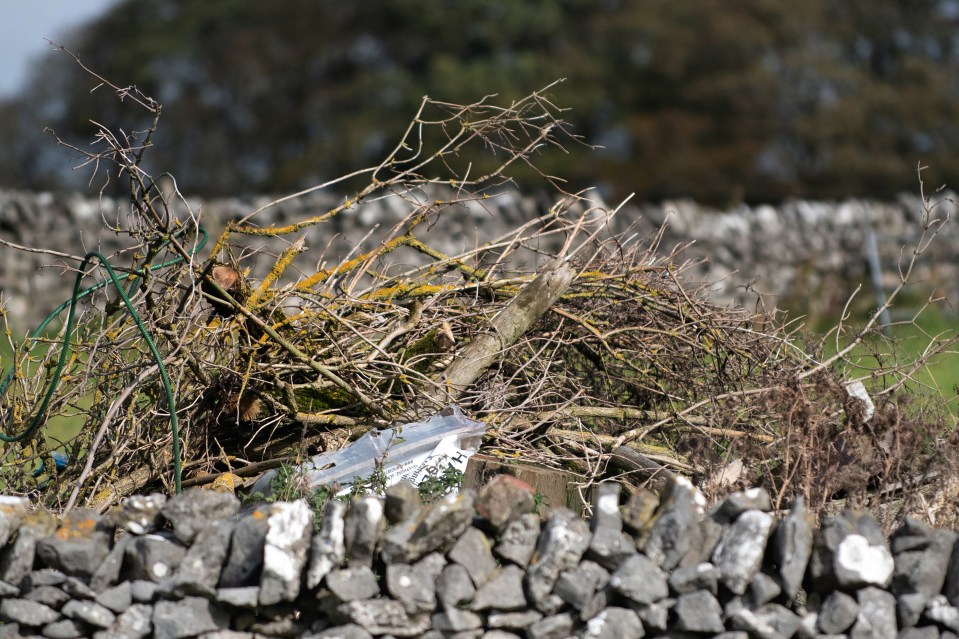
[0,598,60,627]
[23,568,67,589]
[129,580,158,603]
[124,535,187,584]
[525,508,592,611]
[336,598,431,637]
[486,609,543,629]
[218,507,269,588]
[526,612,574,639]
[90,534,131,593]
[94,581,132,614]
[308,624,373,639]
[851,586,897,639]
[161,489,238,545]
[326,566,381,602]
[745,572,783,609]
[386,562,439,614]
[553,560,608,611]
[61,599,116,629]
[111,494,167,535]
[892,519,955,600]
[712,509,775,595]
[60,577,95,600]
[818,590,859,634]
[609,553,668,605]
[344,495,384,568]
[712,487,773,524]
[381,491,476,565]
[925,595,959,633]
[472,565,527,612]
[669,562,720,595]
[432,608,483,633]
[397,551,444,613]
[436,563,475,610]
[167,519,233,597]
[0,511,58,585]
[729,603,801,639]
[306,499,347,589]
[495,513,540,568]
[621,489,658,535]
[809,510,892,592]
[771,496,812,600]
[152,597,229,639]
[642,477,707,570]
[41,618,86,639]
[898,627,941,639]
[259,500,313,605]
[385,481,422,525]
[215,586,260,608]
[449,526,497,587]
[23,585,69,609]
[899,592,928,628]
[674,589,725,633]
[0,496,28,547]
[580,606,643,639]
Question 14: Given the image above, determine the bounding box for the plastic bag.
[249,406,486,498]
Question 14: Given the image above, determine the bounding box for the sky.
[0,0,118,98]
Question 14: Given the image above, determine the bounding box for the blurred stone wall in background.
[1,188,954,329]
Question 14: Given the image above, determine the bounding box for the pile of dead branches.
[1,65,957,526]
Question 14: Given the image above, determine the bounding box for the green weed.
[418,465,465,503]
[244,462,333,532]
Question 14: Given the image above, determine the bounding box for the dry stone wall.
[0,475,955,638]
[1,188,957,328]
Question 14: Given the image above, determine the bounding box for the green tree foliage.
[1,0,958,203]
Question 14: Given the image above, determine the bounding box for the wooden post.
[464,454,585,514]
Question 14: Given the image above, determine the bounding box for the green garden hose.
[0,227,208,493]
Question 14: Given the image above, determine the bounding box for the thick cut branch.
[608,446,676,491]
[430,263,574,403]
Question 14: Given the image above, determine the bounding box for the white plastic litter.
[249,406,486,497]
[844,380,875,421]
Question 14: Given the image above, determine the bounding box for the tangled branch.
[1,60,956,528]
